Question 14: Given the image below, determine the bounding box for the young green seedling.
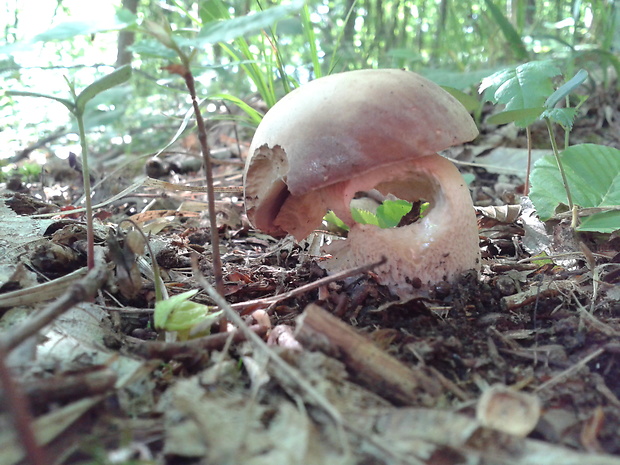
[480,62,588,227]
[8,65,132,269]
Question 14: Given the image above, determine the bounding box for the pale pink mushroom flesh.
[244,69,481,297]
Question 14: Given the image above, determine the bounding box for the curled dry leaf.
[476,204,522,223]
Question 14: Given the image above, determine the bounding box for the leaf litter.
[0,92,619,465]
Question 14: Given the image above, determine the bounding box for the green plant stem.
[545,117,574,211]
[76,113,95,270]
[180,66,226,300]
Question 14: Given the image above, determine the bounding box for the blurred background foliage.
[1,0,619,162]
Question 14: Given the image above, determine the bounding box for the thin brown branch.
[177,66,226,301]
[0,345,46,465]
[123,324,268,360]
[229,257,387,311]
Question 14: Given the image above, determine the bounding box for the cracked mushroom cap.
[243,68,480,297]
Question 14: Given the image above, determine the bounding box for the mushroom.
[244,69,480,297]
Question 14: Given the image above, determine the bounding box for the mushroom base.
[320,154,481,298]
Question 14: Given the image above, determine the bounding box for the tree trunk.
[115,0,139,68]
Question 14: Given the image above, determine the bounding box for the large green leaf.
[190,0,303,46]
[479,61,561,126]
[529,144,620,232]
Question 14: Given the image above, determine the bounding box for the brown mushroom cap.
[243,69,480,297]
[244,69,478,237]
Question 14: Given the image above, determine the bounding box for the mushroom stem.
[323,154,480,297]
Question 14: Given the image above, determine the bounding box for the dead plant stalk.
[170,64,225,300]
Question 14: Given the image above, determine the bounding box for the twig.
[535,347,604,393]
[0,345,46,465]
[123,324,268,360]
[172,65,225,301]
[228,257,387,311]
[296,304,440,406]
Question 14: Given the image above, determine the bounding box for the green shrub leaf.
[544,69,588,108]
[539,107,578,130]
[480,61,561,126]
[530,144,620,232]
[578,211,620,233]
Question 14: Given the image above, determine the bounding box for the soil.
[0,86,619,465]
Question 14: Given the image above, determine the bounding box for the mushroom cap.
[244,69,478,235]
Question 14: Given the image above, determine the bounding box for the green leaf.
[530,144,620,233]
[153,289,219,332]
[544,69,588,108]
[350,199,415,228]
[351,208,380,227]
[209,93,264,125]
[32,8,137,42]
[191,1,303,46]
[486,107,545,126]
[376,199,413,228]
[76,65,131,114]
[480,61,561,126]
[442,86,480,113]
[483,0,529,61]
[578,211,620,233]
[323,211,349,231]
[6,90,75,112]
[540,107,578,130]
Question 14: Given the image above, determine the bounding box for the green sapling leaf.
[578,211,620,234]
[76,65,132,114]
[154,289,221,334]
[323,211,350,231]
[539,107,578,130]
[442,86,480,113]
[351,208,380,227]
[348,199,418,228]
[530,144,620,233]
[376,199,414,228]
[486,107,545,126]
[544,69,588,109]
[480,61,561,126]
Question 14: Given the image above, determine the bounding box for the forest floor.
[0,82,620,465]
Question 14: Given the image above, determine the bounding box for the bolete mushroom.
[244,69,480,297]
